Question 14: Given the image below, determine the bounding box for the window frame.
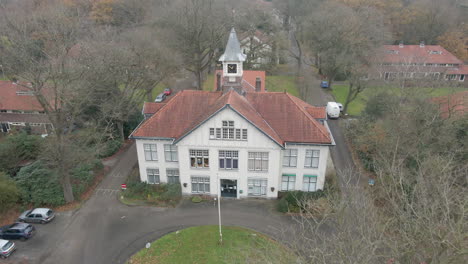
[248,152,269,171]
[281,174,296,191]
[191,176,210,193]
[303,175,317,192]
[248,178,268,196]
[146,168,160,184]
[164,144,178,162]
[144,143,158,161]
[304,150,320,168]
[166,169,180,184]
[190,149,210,168]
[283,149,298,167]
[219,150,239,170]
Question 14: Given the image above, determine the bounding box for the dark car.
[0,223,35,241]
[163,88,172,96]
[0,239,16,258]
[18,208,55,224]
[320,81,329,88]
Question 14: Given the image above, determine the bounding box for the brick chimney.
[255,77,261,92]
[216,73,221,91]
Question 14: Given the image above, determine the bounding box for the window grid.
[210,121,247,141]
[303,176,317,192]
[167,169,180,184]
[248,152,269,171]
[209,128,215,139]
[146,168,160,184]
[219,150,239,170]
[304,150,320,168]
[281,175,295,191]
[191,176,210,193]
[242,129,248,140]
[283,149,298,167]
[164,144,178,162]
[190,149,209,168]
[248,178,267,196]
[144,144,158,161]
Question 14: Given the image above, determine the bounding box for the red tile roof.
[0,81,46,111]
[431,91,468,118]
[306,106,327,119]
[143,102,166,115]
[0,113,51,123]
[381,45,463,64]
[132,90,332,145]
[213,70,266,92]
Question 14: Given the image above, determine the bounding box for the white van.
[326,102,340,119]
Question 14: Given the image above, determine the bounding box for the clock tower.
[218,28,246,92]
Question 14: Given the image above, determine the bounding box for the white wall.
[135,107,331,199]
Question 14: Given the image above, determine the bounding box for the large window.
[248,178,267,196]
[191,176,210,193]
[248,152,269,171]
[303,176,317,192]
[144,144,158,161]
[164,144,178,162]
[166,169,180,183]
[304,150,320,168]
[190,150,209,168]
[146,168,160,184]
[222,120,234,139]
[219,150,239,170]
[210,121,247,141]
[281,174,295,191]
[283,149,298,167]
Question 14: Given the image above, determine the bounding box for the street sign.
[121,184,127,190]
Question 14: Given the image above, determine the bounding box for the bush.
[160,184,182,202]
[277,197,288,213]
[71,160,103,197]
[123,181,181,206]
[191,196,202,203]
[99,140,123,158]
[15,161,65,206]
[0,172,21,212]
[0,132,42,175]
[278,190,327,213]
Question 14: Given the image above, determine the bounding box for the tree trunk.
[62,173,74,203]
[196,71,203,90]
[117,121,125,141]
[146,90,153,102]
[343,83,354,114]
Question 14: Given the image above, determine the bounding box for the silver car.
[154,93,166,103]
[0,239,16,259]
[18,208,55,224]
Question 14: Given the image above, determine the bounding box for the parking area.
[3,211,73,263]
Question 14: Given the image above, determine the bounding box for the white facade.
[135,107,330,199]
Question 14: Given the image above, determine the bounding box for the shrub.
[278,190,327,213]
[71,160,102,197]
[99,140,123,158]
[0,172,21,212]
[15,161,65,206]
[277,197,289,213]
[160,184,182,202]
[191,196,202,203]
[0,132,42,175]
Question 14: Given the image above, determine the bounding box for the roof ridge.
[285,93,331,141]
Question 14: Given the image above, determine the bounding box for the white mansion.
[130,29,335,198]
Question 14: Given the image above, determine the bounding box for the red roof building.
[375,43,467,83]
[0,80,52,134]
[431,91,468,119]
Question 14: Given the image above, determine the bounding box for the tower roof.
[219,28,246,62]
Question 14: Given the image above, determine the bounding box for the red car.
[163,88,172,96]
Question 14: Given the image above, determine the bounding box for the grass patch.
[331,84,466,116]
[129,225,299,264]
[203,74,215,91]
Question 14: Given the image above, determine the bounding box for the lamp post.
[217,173,222,244]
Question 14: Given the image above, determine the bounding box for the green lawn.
[129,225,299,264]
[331,84,466,116]
[202,74,299,97]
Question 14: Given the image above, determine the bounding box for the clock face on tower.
[227,64,237,74]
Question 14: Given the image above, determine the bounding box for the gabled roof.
[306,106,327,120]
[143,102,166,115]
[131,90,332,145]
[214,70,266,92]
[381,45,463,64]
[219,28,246,62]
[447,64,468,75]
[0,81,46,111]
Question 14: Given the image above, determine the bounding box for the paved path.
[20,143,294,264]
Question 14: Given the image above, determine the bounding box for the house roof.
[143,102,166,115]
[306,106,327,119]
[219,28,247,62]
[131,90,332,145]
[381,45,463,64]
[0,81,46,111]
[431,91,468,118]
[0,113,51,123]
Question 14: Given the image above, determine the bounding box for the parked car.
[18,208,55,224]
[0,223,35,241]
[320,81,329,88]
[163,88,172,96]
[154,93,166,103]
[0,239,16,259]
[326,102,340,119]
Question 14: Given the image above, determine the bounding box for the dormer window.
[386,50,398,54]
[429,50,442,55]
[210,120,247,141]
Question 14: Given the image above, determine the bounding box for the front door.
[220,179,237,198]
